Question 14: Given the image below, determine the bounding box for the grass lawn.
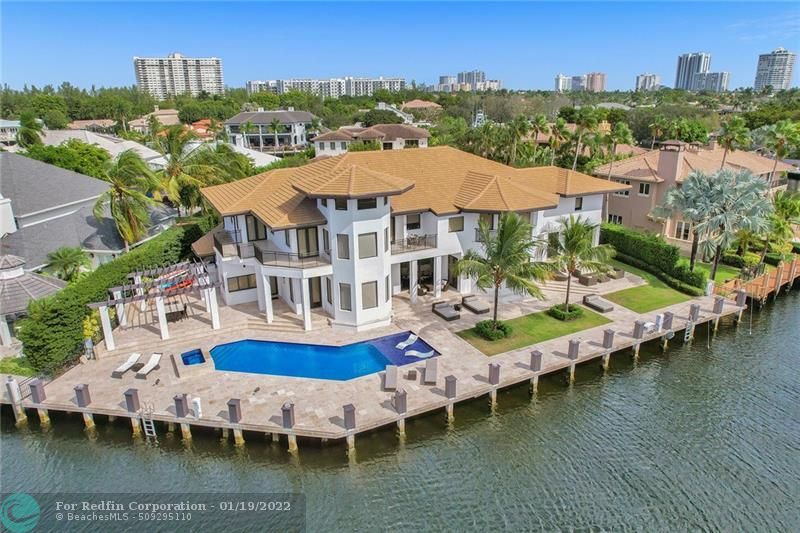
[678,258,740,283]
[603,259,691,313]
[457,306,611,356]
[0,357,37,377]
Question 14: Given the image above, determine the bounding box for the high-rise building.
[571,75,586,91]
[133,52,223,100]
[439,75,456,86]
[692,71,730,92]
[675,52,711,90]
[245,77,405,98]
[754,48,796,91]
[585,72,607,92]
[554,74,571,93]
[635,73,661,91]
[457,70,486,89]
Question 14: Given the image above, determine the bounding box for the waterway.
[2,293,798,531]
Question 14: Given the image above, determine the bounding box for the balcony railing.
[391,234,437,255]
[474,228,498,242]
[254,242,331,268]
[213,230,241,257]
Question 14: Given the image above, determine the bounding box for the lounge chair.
[111,353,142,378]
[462,295,490,314]
[432,301,460,321]
[395,333,418,350]
[583,294,614,313]
[609,268,625,280]
[135,353,162,379]
[578,273,597,286]
[552,271,569,282]
[406,349,434,359]
[423,358,438,385]
[383,365,398,391]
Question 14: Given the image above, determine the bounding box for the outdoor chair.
[462,295,490,314]
[135,353,162,379]
[111,353,142,378]
[432,301,461,321]
[395,333,418,350]
[405,349,434,359]
[582,294,614,313]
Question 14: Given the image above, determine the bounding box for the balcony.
[391,234,437,255]
[254,242,331,268]
[213,230,241,257]
[474,228,498,243]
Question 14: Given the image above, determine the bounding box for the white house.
[224,109,317,152]
[312,124,430,157]
[199,146,629,332]
[0,119,21,147]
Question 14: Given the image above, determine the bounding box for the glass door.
[269,276,278,299]
[297,227,319,258]
[309,278,322,308]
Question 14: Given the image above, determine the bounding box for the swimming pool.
[210,331,438,381]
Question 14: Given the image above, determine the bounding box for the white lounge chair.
[135,353,162,379]
[383,365,398,391]
[395,333,418,350]
[405,349,434,359]
[111,353,141,378]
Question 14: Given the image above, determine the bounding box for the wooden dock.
[715,257,800,304]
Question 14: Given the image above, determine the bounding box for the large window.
[340,142,347,151]
[357,198,377,210]
[339,283,352,311]
[284,230,291,247]
[638,183,651,197]
[608,214,623,224]
[448,216,464,233]
[479,213,495,229]
[613,179,631,197]
[228,274,256,293]
[246,215,268,241]
[323,228,330,253]
[406,213,421,230]
[337,234,350,260]
[358,232,378,259]
[574,197,583,211]
[674,221,692,241]
[362,281,378,309]
[335,198,347,211]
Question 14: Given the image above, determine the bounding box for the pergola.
[87,260,221,351]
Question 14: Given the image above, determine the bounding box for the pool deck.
[2,273,753,448]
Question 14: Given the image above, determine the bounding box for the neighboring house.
[198,146,628,332]
[0,119,20,147]
[0,153,178,270]
[402,99,442,112]
[129,108,181,133]
[67,119,116,132]
[224,109,317,152]
[40,129,167,169]
[184,141,280,167]
[189,119,215,139]
[594,140,795,251]
[312,124,431,157]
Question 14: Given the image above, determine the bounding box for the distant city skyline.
[1,2,798,91]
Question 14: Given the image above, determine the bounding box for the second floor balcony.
[391,234,437,255]
[475,228,498,243]
[254,241,331,269]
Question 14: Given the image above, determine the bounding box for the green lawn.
[0,357,37,377]
[603,259,691,313]
[457,306,611,356]
[678,258,740,283]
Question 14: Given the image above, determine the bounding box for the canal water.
[2,292,799,531]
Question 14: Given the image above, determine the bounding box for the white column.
[263,275,274,324]
[433,256,443,298]
[301,279,312,331]
[155,296,169,340]
[0,317,12,346]
[410,260,418,304]
[99,305,116,351]
[134,274,146,311]
[112,290,126,327]
[209,287,221,330]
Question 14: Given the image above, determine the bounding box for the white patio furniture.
[111,353,142,378]
[395,333,418,350]
[135,353,162,379]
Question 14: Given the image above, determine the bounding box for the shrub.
[600,224,707,288]
[614,253,705,296]
[17,224,202,373]
[763,252,792,267]
[474,320,512,341]
[721,253,745,268]
[547,303,585,321]
[792,242,800,255]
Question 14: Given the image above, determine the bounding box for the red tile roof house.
[594,140,795,252]
[311,124,430,157]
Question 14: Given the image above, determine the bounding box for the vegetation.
[46,247,90,282]
[360,109,403,126]
[347,140,381,152]
[458,306,610,356]
[0,357,37,377]
[23,139,111,179]
[16,111,43,147]
[717,116,750,168]
[474,319,512,341]
[604,259,691,313]
[453,212,551,336]
[546,303,584,321]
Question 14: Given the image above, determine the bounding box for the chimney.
[657,141,686,185]
[287,106,294,112]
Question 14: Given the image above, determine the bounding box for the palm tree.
[764,119,800,182]
[507,115,530,166]
[601,122,634,220]
[268,118,283,151]
[648,115,668,150]
[548,118,569,165]
[16,111,43,148]
[239,120,255,149]
[571,107,598,170]
[94,150,158,251]
[146,114,162,145]
[47,247,90,282]
[717,116,750,169]
[453,212,551,328]
[529,114,549,164]
[547,216,614,310]
[758,190,800,263]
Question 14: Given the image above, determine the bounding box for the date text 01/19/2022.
[218,501,293,512]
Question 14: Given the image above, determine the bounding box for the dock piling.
[529,350,542,394]
[633,320,646,358]
[713,296,725,332]
[74,384,94,429]
[488,363,500,408]
[445,375,457,421]
[174,394,191,440]
[567,339,580,381]
[124,388,141,436]
[393,389,407,437]
[281,402,297,452]
[6,377,27,426]
[30,379,49,426]
[343,404,356,453]
[661,313,674,349]
[735,290,747,323]
[228,398,244,445]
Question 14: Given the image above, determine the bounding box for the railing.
[255,242,331,268]
[213,230,241,257]
[391,234,437,255]
[474,228,498,242]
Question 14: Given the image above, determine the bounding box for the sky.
[1,1,798,91]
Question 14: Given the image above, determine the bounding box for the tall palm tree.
[239,120,255,149]
[601,122,634,219]
[648,115,668,150]
[16,111,43,148]
[548,118,569,165]
[507,115,530,166]
[764,119,800,182]
[47,247,90,282]
[758,190,800,263]
[453,212,551,328]
[571,107,598,170]
[717,116,750,169]
[547,216,614,310]
[146,115,162,145]
[529,114,549,164]
[94,150,158,251]
[268,118,283,151]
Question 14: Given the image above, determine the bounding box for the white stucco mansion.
[199,146,628,332]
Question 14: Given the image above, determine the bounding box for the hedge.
[614,252,705,297]
[721,252,760,269]
[17,223,204,373]
[600,224,707,288]
[764,252,794,267]
[474,319,512,341]
[547,304,584,321]
[792,242,800,255]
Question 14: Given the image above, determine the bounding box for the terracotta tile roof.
[402,99,442,110]
[352,128,385,140]
[292,162,415,199]
[201,146,628,228]
[311,130,355,142]
[367,124,430,141]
